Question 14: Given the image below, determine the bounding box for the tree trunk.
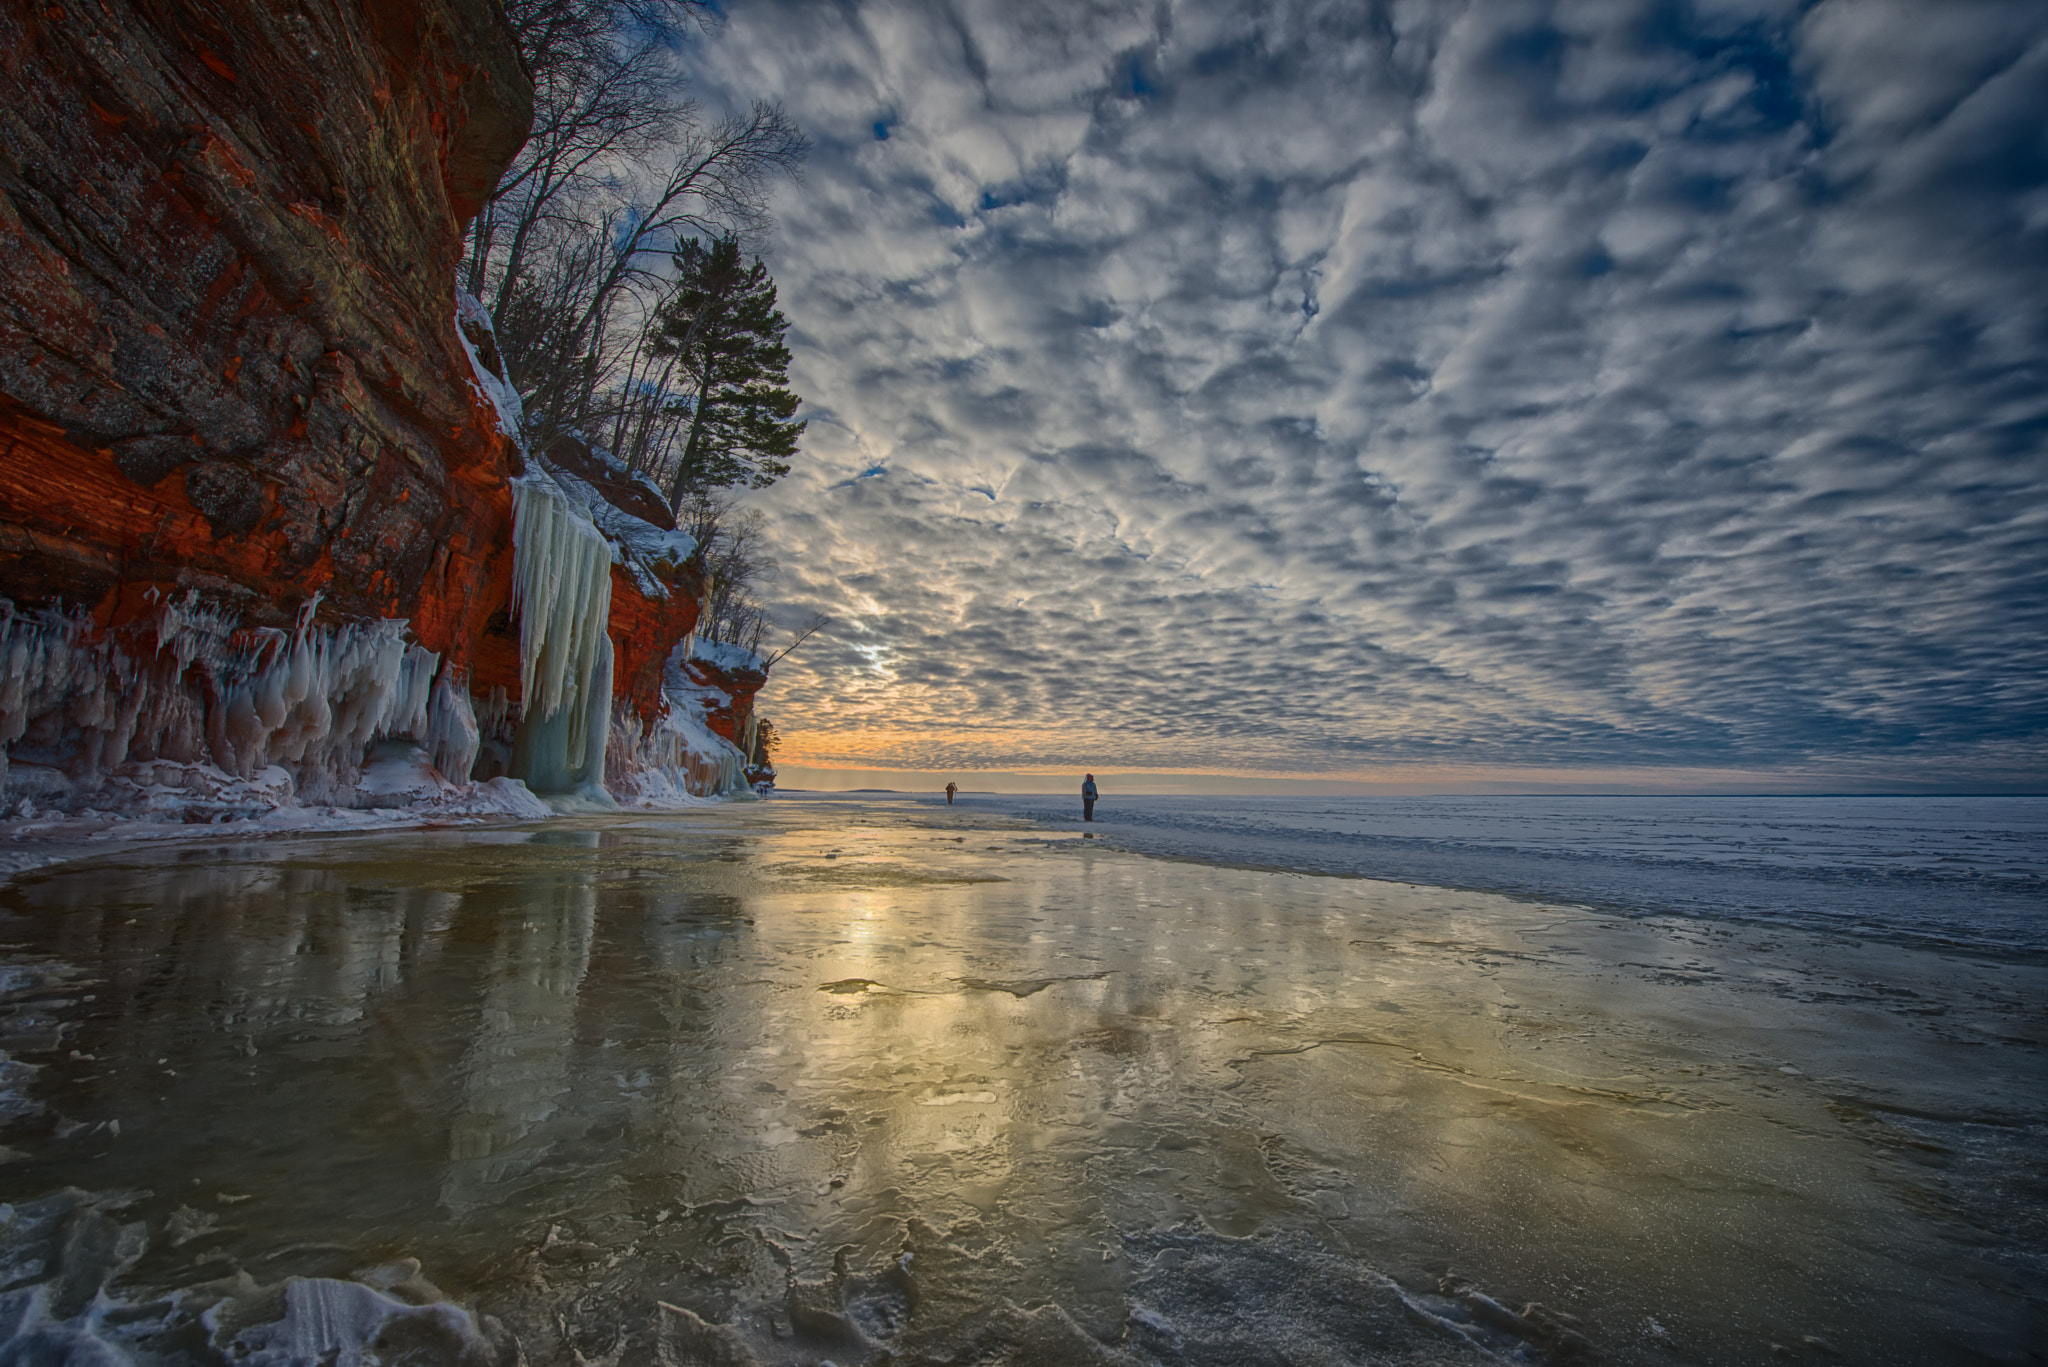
[667,372,713,504]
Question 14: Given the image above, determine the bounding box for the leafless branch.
[764,613,831,670]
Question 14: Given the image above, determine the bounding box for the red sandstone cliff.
[0,0,534,667]
[0,0,750,809]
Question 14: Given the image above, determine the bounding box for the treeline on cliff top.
[464,0,813,657]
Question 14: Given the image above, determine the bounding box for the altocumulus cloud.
[688,0,2048,788]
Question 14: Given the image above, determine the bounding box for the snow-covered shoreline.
[0,770,762,887]
[1,295,770,837]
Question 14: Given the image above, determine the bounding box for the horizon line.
[773,787,2048,799]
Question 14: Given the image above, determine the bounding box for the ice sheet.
[948,792,2048,953]
[0,800,2037,1365]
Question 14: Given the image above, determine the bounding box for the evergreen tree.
[651,236,805,498]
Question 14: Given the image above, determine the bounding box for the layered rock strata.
[0,0,766,818]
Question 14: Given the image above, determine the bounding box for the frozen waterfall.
[508,476,616,805]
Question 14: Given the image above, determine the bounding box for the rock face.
[0,0,530,663]
[0,0,761,814]
[683,646,769,752]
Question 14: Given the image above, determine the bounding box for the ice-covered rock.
[606,690,756,805]
[0,324,768,830]
[456,288,527,445]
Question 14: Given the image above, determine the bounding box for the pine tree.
[651,236,805,499]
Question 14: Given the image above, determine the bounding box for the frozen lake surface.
[946,793,2048,953]
[0,796,2040,1365]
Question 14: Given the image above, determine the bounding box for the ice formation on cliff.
[0,573,757,828]
[606,694,752,804]
[460,287,756,808]
[0,593,518,822]
[0,292,764,832]
[601,639,764,804]
[507,475,616,805]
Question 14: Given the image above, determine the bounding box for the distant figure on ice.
[1081,773,1098,822]
[945,782,958,805]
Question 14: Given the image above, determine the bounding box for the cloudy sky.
[686,0,2048,793]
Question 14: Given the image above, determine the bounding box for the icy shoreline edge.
[0,785,761,892]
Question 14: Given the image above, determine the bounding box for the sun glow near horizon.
[770,759,2044,799]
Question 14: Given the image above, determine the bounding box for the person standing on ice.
[1081,773,1099,822]
[945,782,957,805]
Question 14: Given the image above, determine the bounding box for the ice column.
[426,668,481,783]
[508,477,616,800]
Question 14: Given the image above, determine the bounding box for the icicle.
[150,590,239,673]
[508,477,615,798]
[379,646,440,742]
[426,668,480,783]
[574,635,614,800]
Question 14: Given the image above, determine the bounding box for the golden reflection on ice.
[0,803,2037,1367]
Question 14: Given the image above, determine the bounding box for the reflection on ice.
[443,862,594,1211]
[0,801,2038,1365]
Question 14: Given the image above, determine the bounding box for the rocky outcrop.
[683,643,768,753]
[0,0,532,664]
[0,0,763,817]
[601,641,768,805]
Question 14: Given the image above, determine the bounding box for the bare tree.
[764,612,831,669]
[677,487,775,650]
[675,488,828,665]
[515,103,806,450]
[465,39,676,306]
[463,0,808,463]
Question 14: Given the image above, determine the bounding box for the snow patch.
[455,288,525,444]
[545,460,698,599]
[688,637,767,676]
[358,742,459,805]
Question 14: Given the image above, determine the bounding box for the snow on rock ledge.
[686,638,769,677]
[457,289,527,446]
